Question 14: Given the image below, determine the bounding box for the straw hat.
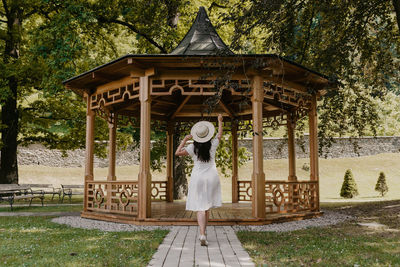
[191,121,215,143]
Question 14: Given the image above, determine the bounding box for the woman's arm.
[175,134,192,156]
[217,114,223,141]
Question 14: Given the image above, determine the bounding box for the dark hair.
[193,140,211,162]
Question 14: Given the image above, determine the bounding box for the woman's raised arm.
[175,134,192,156]
[217,114,223,141]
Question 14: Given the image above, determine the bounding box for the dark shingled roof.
[170,7,234,55]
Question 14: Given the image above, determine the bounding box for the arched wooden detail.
[263,82,312,107]
[150,78,251,96]
[90,78,140,109]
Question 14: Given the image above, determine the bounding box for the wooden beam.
[97,76,136,93]
[263,75,308,93]
[84,94,95,212]
[218,99,235,118]
[166,122,174,202]
[92,71,116,82]
[169,95,192,119]
[309,94,320,211]
[138,76,152,219]
[107,113,117,181]
[251,75,266,219]
[262,98,293,111]
[231,122,239,203]
[130,67,156,78]
[287,113,297,181]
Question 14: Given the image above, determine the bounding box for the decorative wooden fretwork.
[86,181,168,216]
[87,181,138,215]
[237,180,318,214]
[150,79,251,96]
[90,79,140,109]
[238,180,252,201]
[150,181,167,201]
[265,181,318,213]
[263,82,312,108]
[262,114,288,129]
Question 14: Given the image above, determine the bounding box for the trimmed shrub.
[375,172,389,197]
[340,169,359,198]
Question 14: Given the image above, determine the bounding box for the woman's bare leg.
[205,210,209,234]
[197,211,206,236]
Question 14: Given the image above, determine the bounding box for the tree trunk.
[393,0,400,35]
[172,134,187,199]
[0,4,22,184]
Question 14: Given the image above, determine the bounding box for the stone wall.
[239,135,400,159]
[15,136,400,167]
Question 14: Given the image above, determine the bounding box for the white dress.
[184,136,222,211]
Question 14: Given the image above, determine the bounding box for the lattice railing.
[238,181,252,202]
[237,180,318,214]
[265,180,318,214]
[86,181,168,215]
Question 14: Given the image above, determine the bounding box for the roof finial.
[170,6,233,55]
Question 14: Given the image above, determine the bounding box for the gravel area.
[51,210,353,232]
[233,210,354,232]
[51,216,171,232]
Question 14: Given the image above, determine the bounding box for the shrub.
[375,172,389,197]
[302,163,310,171]
[340,169,359,198]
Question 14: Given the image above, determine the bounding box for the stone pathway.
[148,226,254,267]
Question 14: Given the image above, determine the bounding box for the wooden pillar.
[166,121,174,202]
[231,122,239,203]
[287,113,297,181]
[138,76,152,219]
[107,112,117,181]
[309,94,320,210]
[309,95,319,181]
[84,94,95,212]
[251,75,266,218]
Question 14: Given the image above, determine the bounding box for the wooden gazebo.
[63,7,334,225]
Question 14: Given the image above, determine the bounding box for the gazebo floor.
[81,202,323,225]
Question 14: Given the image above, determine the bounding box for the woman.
[175,114,223,246]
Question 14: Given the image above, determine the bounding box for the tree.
[375,171,389,197]
[220,0,400,155]
[0,0,45,183]
[0,0,184,183]
[340,169,359,198]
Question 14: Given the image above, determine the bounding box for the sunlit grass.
[0,216,168,267]
[238,200,400,266]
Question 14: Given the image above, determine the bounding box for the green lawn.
[0,204,82,213]
[238,200,400,266]
[0,216,167,267]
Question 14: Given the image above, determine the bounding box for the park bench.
[20,184,61,201]
[61,184,84,203]
[0,184,44,210]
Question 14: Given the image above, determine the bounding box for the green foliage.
[221,0,400,150]
[215,135,250,177]
[340,169,359,198]
[375,171,389,197]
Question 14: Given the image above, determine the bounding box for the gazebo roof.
[170,7,233,55]
[63,7,336,96]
